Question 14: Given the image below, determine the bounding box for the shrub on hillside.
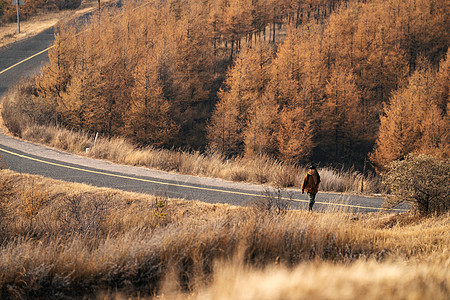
[57,193,109,238]
[2,81,57,137]
[383,154,450,215]
[252,188,291,215]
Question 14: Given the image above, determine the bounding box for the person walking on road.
[301,165,321,211]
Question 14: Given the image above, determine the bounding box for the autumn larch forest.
[28,0,449,170]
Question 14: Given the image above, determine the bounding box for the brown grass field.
[0,168,448,299]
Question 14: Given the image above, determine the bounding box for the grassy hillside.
[0,168,448,299]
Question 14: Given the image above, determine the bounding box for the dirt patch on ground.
[0,0,112,49]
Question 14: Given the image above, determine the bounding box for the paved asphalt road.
[0,27,53,98]
[0,23,402,213]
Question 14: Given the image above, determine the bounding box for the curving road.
[0,27,53,97]
[0,23,401,213]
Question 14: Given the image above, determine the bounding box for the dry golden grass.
[182,258,450,300]
[0,169,448,299]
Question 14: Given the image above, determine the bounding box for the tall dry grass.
[171,258,450,300]
[0,169,448,299]
[12,123,384,194]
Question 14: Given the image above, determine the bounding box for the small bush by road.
[383,154,450,215]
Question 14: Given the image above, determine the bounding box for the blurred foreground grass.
[0,169,448,299]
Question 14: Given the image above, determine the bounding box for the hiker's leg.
[308,193,316,211]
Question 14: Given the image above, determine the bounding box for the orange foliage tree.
[28,0,448,167]
[208,42,275,157]
[319,67,366,162]
[275,106,314,163]
[370,56,450,170]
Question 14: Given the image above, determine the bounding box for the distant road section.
[0,27,53,98]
